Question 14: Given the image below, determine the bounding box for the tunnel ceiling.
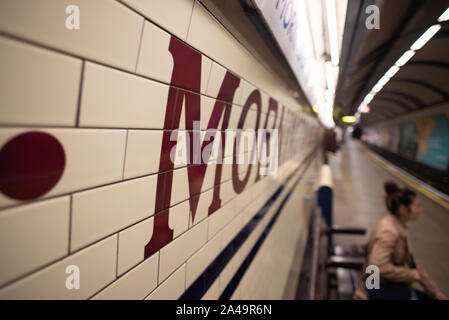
[335,0,449,126]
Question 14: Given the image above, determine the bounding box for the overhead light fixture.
[438,7,449,22]
[326,0,339,65]
[385,65,400,78]
[372,83,384,93]
[342,116,356,123]
[395,50,416,67]
[363,93,374,105]
[377,76,390,87]
[354,7,445,118]
[410,24,442,51]
[325,61,335,92]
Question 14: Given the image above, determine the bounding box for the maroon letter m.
[144,37,241,259]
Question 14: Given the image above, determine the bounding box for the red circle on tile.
[0,131,65,200]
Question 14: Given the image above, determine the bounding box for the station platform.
[328,138,449,296]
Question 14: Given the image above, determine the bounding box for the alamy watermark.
[169,122,279,176]
[65,265,80,290]
[65,5,80,30]
[365,5,380,30]
[365,265,380,290]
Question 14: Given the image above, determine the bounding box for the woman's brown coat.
[354,214,439,299]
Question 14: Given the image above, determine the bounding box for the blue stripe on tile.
[179,147,317,300]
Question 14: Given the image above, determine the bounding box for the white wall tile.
[0,36,82,126]
[206,62,242,104]
[0,235,117,300]
[117,216,153,276]
[221,213,243,249]
[185,232,222,288]
[208,201,237,240]
[0,0,143,72]
[159,219,207,282]
[135,20,173,83]
[0,197,70,287]
[91,252,158,300]
[0,128,127,208]
[123,130,163,179]
[71,174,157,251]
[120,0,194,40]
[190,186,213,227]
[201,55,212,95]
[171,167,190,206]
[79,62,169,129]
[168,200,190,239]
[146,264,186,300]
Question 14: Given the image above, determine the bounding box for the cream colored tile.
[117,216,153,276]
[135,20,173,83]
[92,252,158,300]
[123,130,163,179]
[146,264,186,300]
[206,62,243,104]
[0,235,117,300]
[185,232,222,288]
[168,200,190,239]
[0,36,81,126]
[202,163,218,192]
[229,105,243,130]
[120,0,194,40]
[159,219,207,282]
[0,197,70,287]
[0,128,127,208]
[221,213,243,249]
[71,174,157,251]
[79,62,169,129]
[239,80,256,107]
[200,95,224,130]
[0,0,143,71]
[170,167,189,206]
[201,55,212,95]
[242,198,264,227]
[208,201,237,240]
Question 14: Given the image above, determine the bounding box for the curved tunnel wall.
[0,1,323,299]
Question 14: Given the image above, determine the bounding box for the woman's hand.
[434,291,448,300]
[411,269,421,282]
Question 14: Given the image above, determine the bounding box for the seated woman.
[354,181,447,300]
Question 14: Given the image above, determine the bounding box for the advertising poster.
[398,121,418,159]
[416,115,449,170]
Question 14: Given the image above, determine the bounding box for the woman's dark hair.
[384,181,417,215]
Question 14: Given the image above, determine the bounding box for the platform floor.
[329,138,449,296]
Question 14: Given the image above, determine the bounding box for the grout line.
[156,250,161,287]
[75,60,86,127]
[134,18,146,73]
[185,0,196,41]
[115,233,120,278]
[68,195,73,253]
[121,130,129,180]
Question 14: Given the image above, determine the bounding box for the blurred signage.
[254,0,320,107]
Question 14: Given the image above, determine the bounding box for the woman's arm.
[369,228,417,283]
[416,265,447,299]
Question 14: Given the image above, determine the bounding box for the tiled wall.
[0,0,322,299]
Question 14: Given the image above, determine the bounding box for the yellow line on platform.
[365,149,449,211]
